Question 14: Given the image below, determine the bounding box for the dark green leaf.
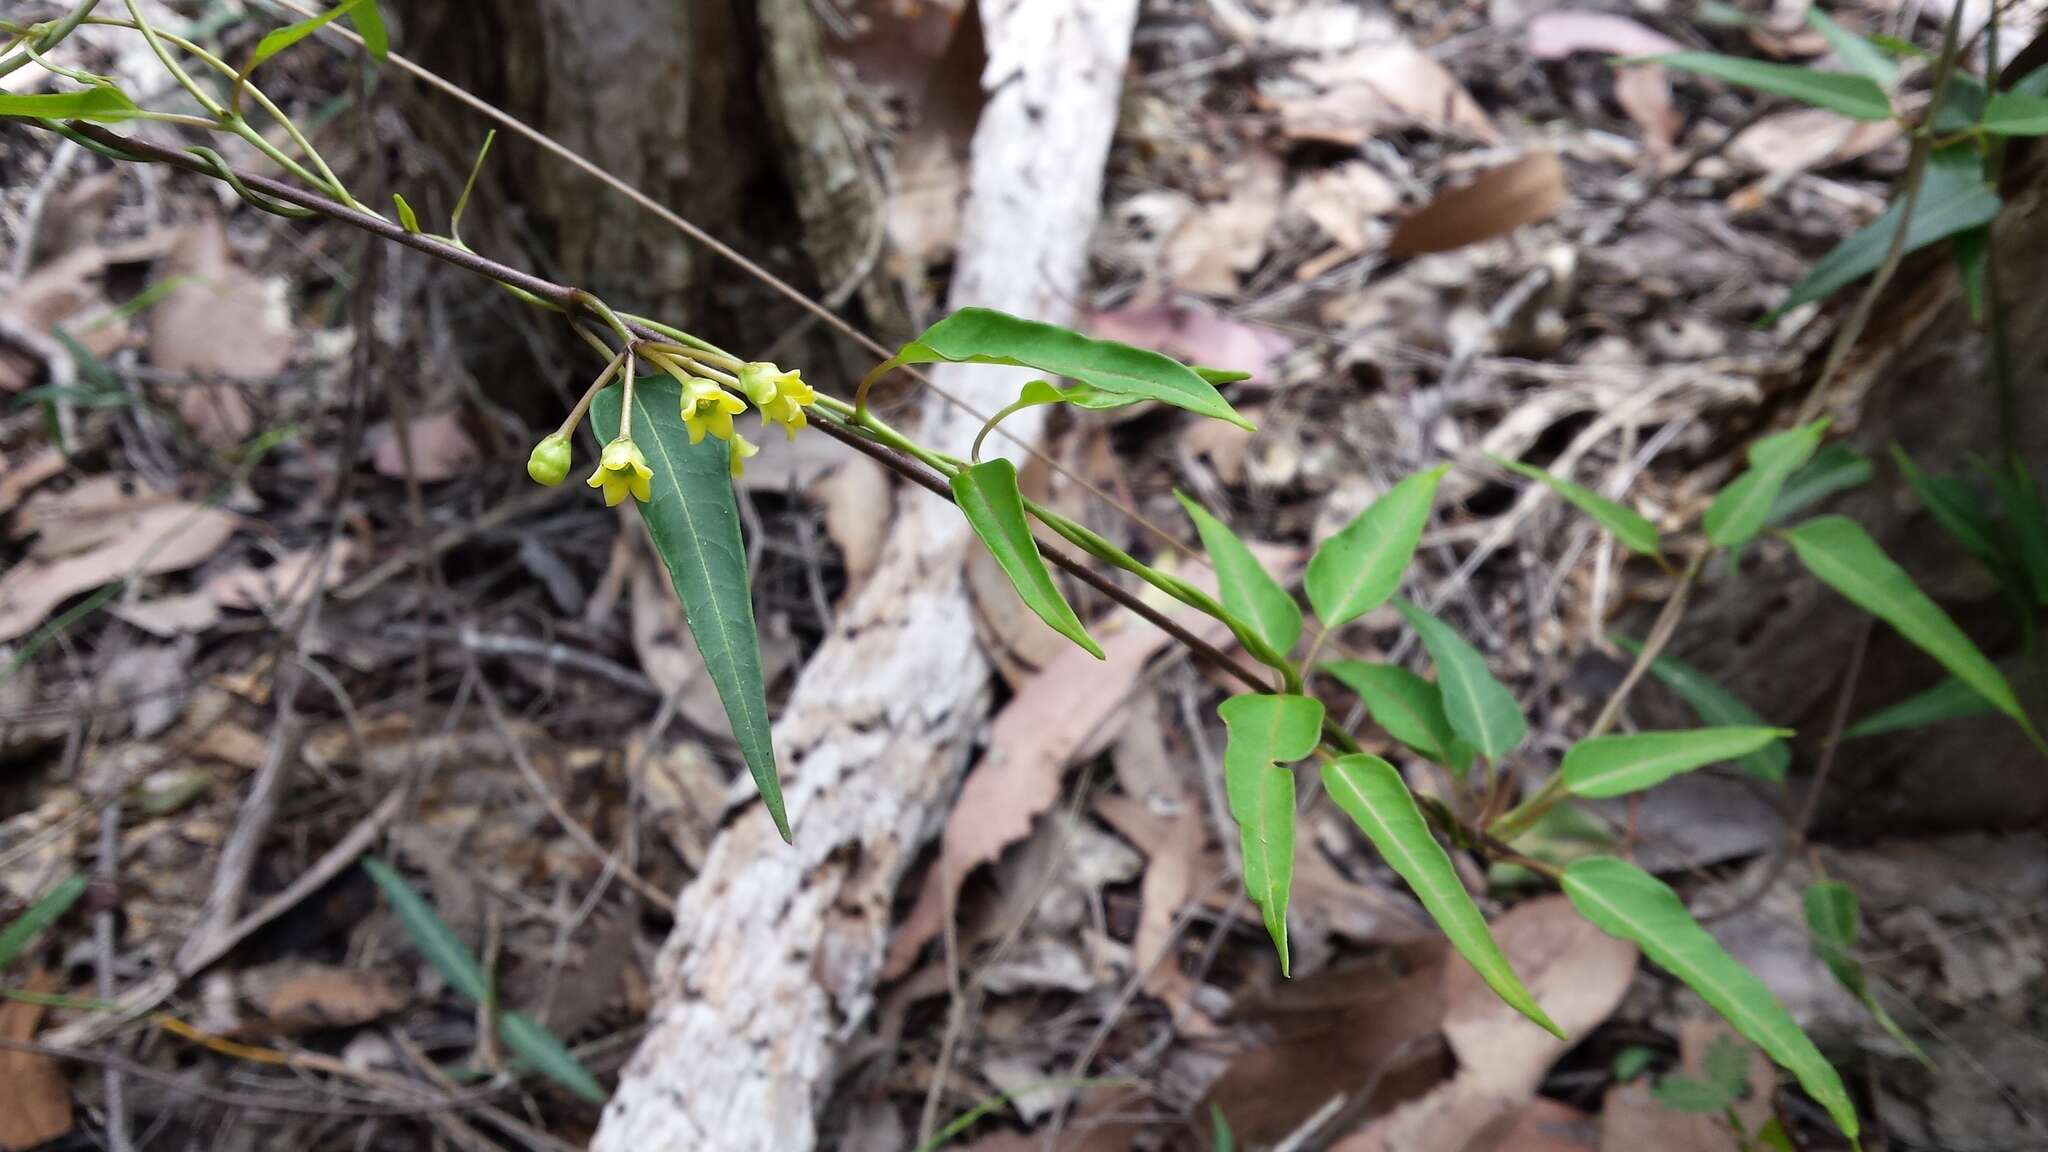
[1806,9,1896,88]
[594,378,788,839]
[1893,446,2000,564]
[1770,146,2000,319]
[0,874,88,970]
[1804,881,1931,1065]
[1651,1074,1739,1114]
[1932,73,1988,134]
[1396,598,1526,760]
[1784,515,2031,736]
[1563,857,1859,1141]
[1178,492,1302,654]
[874,308,1252,429]
[2014,62,2048,98]
[1492,455,1660,557]
[1611,637,1790,781]
[1217,694,1323,975]
[498,1011,606,1102]
[1304,467,1445,629]
[1613,1046,1656,1082]
[1704,1034,1752,1094]
[953,458,1104,659]
[1767,444,1873,526]
[1323,754,1563,1037]
[1952,224,1989,324]
[1705,420,1829,550]
[1843,676,1994,739]
[0,86,143,122]
[1996,462,2048,604]
[1320,661,1474,775]
[1982,91,2048,135]
[1649,52,1892,119]
[1561,727,1793,799]
[362,858,490,1002]
[244,0,379,79]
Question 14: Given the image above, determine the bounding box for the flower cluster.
[739,362,815,440]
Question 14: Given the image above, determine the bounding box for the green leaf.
[1305,467,1446,630]
[348,0,389,59]
[1651,1073,1739,1114]
[244,0,379,80]
[1395,598,1526,760]
[1770,146,2000,319]
[0,874,88,970]
[1610,637,1789,781]
[1320,661,1475,775]
[1784,515,2031,737]
[1805,9,1897,88]
[1196,366,1253,387]
[1843,676,1994,739]
[1804,881,1931,1065]
[1613,1046,1656,1082]
[1932,73,1989,134]
[1178,492,1302,654]
[1217,694,1323,975]
[392,193,420,234]
[498,1011,606,1102]
[1211,1105,1235,1152]
[1982,91,2048,135]
[1705,420,1829,550]
[952,458,1104,659]
[1704,1034,1752,1093]
[1563,857,1859,1141]
[0,85,143,122]
[1893,446,2000,564]
[1767,444,1873,526]
[1995,462,2048,604]
[362,858,490,1002]
[1322,754,1563,1038]
[1649,52,1892,119]
[593,377,788,839]
[1561,727,1793,799]
[2015,62,2048,98]
[1491,455,1660,557]
[1952,224,1989,323]
[875,307,1252,429]
[1015,378,1144,413]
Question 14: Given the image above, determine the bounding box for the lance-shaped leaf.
[243,0,380,82]
[1805,9,1896,88]
[1611,637,1788,781]
[0,874,88,970]
[1178,492,1302,654]
[1395,598,1526,761]
[870,307,1252,429]
[1561,727,1793,799]
[1784,516,2031,737]
[349,0,390,59]
[1982,91,2048,135]
[0,85,143,122]
[1320,661,1474,775]
[1769,146,1999,320]
[1305,466,1445,630]
[1767,444,1873,527]
[1491,455,1660,557]
[1217,694,1323,975]
[364,859,604,1101]
[1322,754,1563,1037]
[1843,676,1994,739]
[1648,53,1891,119]
[1563,857,1859,1142]
[594,377,788,839]
[953,458,1104,659]
[1893,446,2000,564]
[1804,882,1931,1065]
[1705,420,1829,550]
[1995,462,2048,604]
[1014,378,1145,413]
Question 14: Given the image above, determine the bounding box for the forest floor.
[2,1,2044,1150]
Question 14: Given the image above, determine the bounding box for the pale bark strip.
[590,3,1140,1149]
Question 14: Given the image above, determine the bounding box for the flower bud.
[527,434,572,486]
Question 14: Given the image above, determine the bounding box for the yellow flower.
[527,433,572,486]
[586,435,652,506]
[680,377,746,445]
[729,432,759,479]
[740,362,815,440]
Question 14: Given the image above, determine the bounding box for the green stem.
[970,396,1039,464]
[122,0,226,118]
[0,0,101,79]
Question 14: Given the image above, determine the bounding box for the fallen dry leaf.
[1085,304,1294,381]
[629,735,728,870]
[1730,107,1901,176]
[150,218,293,447]
[0,501,238,642]
[1279,41,1499,146]
[15,473,175,557]
[0,449,66,516]
[204,541,354,616]
[368,410,480,482]
[1388,152,1569,258]
[630,560,728,745]
[969,539,1074,689]
[1164,152,1285,296]
[234,963,409,1038]
[1336,1093,1597,1152]
[1614,65,1682,155]
[109,591,222,637]
[1525,9,1682,58]
[0,243,144,393]
[1287,161,1403,254]
[0,970,73,1151]
[1133,792,1203,994]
